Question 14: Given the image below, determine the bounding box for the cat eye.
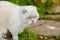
[27,17,31,19]
[31,16,37,18]
[27,16,37,19]
[23,10,27,14]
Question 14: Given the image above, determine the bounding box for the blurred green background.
[2,0,60,17]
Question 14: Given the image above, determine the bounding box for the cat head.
[22,6,39,24]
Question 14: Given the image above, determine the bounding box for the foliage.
[18,29,60,40]
[40,15,60,21]
[54,17,60,21]
[56,35,60,40]
[4,0,60,17]
[18,29,37,40]
[5,0,33,5]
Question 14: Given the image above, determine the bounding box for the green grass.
[18,29,38,40]
[54,17,60,21]
[5,0,60,16]
[18,29,60,40]
[40,15,60,21]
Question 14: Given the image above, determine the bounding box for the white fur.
[0,1,39,40]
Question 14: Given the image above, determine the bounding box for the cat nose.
[32,20,34,23]
[32,20,34,22]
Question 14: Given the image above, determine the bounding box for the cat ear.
[23,9,27,14]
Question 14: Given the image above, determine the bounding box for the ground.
[28,15,60,36]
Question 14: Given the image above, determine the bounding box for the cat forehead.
[23,6,37,12]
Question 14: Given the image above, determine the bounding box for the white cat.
[0,1,39,40]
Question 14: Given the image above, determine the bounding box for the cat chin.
[28,21,36,25]
[27,21,32,24]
